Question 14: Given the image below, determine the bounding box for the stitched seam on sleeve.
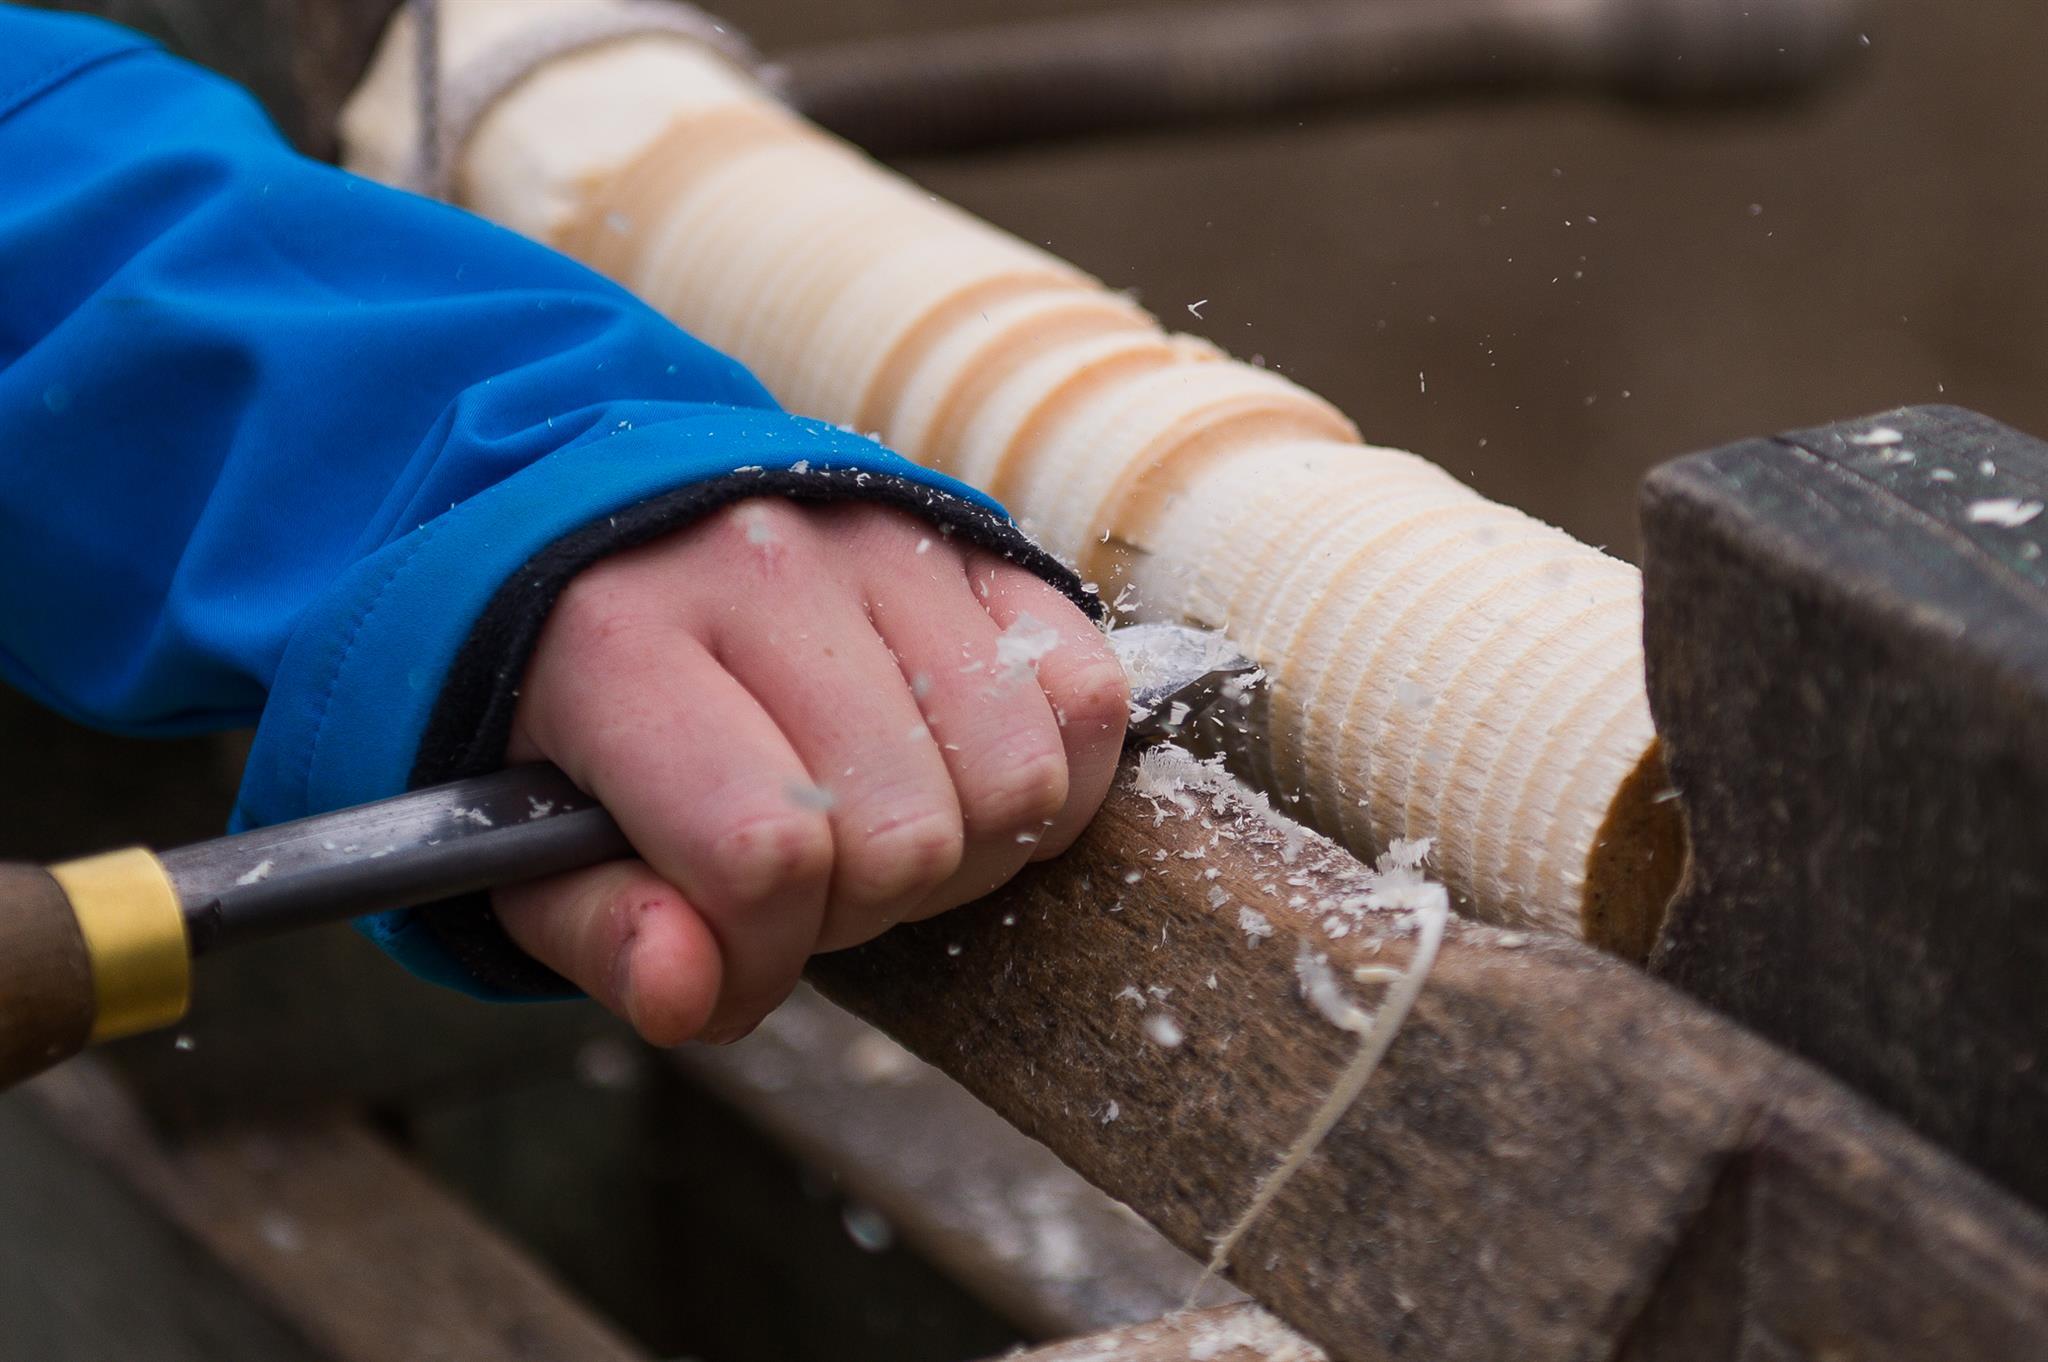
[0,42,153,128]
[297,524,440,809]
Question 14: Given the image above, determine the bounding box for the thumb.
[493,860,725,1047]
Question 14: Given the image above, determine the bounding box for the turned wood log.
[1643,404,2048,1209]
[339,0,1680,948]
[808,752,2048,1362]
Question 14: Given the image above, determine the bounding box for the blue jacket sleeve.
[0,10,1088,996]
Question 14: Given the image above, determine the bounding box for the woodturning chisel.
[0,623,1252,1086]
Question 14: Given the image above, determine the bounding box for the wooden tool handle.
[0,850,190,1089]
[0,863,99,1087]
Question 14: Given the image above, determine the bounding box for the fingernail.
[611,939,645,1038]
[701,1020,761,1047]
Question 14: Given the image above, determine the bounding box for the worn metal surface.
[164,764,626,953]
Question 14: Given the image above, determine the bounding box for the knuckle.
[706,497,814,558]
[1056,655,1132,737]
[574,708,659,775]
[965,749,1069,835]
[825,499,913,541]
[549,569,652,655]
[838,807,964,908]
[708,808,834,907]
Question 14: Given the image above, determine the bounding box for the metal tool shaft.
[163,765,629,954]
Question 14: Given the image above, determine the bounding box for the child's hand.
[491,499,1128,1045]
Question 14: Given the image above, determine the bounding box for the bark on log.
[808,753,2048,1362]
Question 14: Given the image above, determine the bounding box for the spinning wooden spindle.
[342,0,1679,948]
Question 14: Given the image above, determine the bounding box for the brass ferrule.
[48,848,190,1041]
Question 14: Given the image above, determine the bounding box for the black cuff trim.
[406,465,1102,997]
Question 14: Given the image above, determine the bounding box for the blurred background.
[4,0,2047,1358]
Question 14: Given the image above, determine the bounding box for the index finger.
[965,554,1128,859]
